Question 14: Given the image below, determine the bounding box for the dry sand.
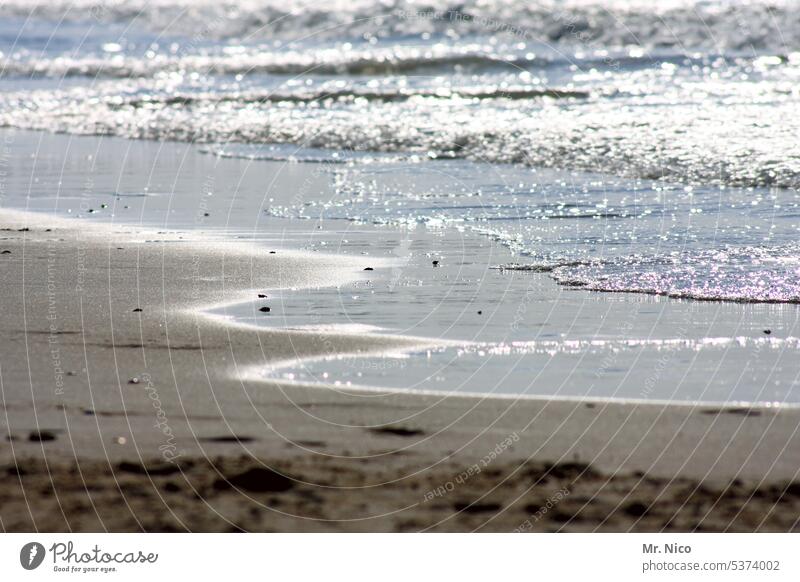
[1,209,799,532]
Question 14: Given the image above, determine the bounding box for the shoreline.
[2,208,800,532]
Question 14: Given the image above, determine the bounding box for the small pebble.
[764,329,772,335]
[477,310,482,315]
[432,260,439,266]
[1,250,10,254]
[114,436,127,445]
[132,308,142,312]
[258,294,267,298]
[128,377,139,384]
[204,212,210,217]
[28,430,56,442]
[259,306,271,313]
[269,251,277,254]
[364,267,374,271]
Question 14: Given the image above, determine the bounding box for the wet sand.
[1,209,800,532]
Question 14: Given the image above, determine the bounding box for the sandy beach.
[1,208,799,532]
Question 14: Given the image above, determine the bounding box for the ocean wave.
[2,80,797,190]
[102,87,588,109]
[2,42,741,80]
[0,51,546,79]
[548,246,800,303]
[0,47,674,80]
[199,143,411,163]
[2,1,799,51]
[492,247,800,304]
[0,52,580,79]
[492,260,594,273]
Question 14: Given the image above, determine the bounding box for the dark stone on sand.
[548,508,578,523]
[269,251,276,254]
[6,464,26,476]
[295,440,326,447]
[624,501,650,517]
[1,250,10,254]
[477,310,482,314]
[585,402,596,409]
[453,501,502,514]
[118,461,180,476]
[28,430,57,442]
[701,407,762,417]
[163,482,181,493]
[523,502,544,514]
[730,408,762,417]
[213,467,294,493]
[369,426,424,437]
[128,377,139,384]
[257,294,267,298]
[200,435,255,443]
[132,308,142,312]
[784,482,800,497]
[259,306,271,313]
[764,329,772,335]
[432,260,439,266]
[545,461,595,479]
[363,267,374,271]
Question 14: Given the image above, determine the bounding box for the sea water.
[1,1,799,403]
